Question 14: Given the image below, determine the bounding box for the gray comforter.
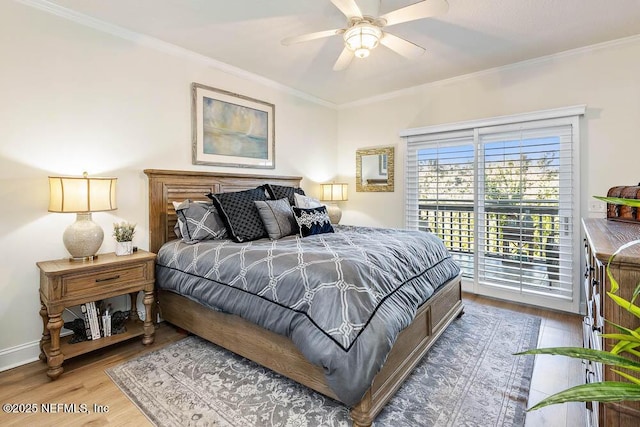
[156,225,461,406]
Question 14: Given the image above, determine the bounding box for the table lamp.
[320,183,348,224]
[48,172,117,260]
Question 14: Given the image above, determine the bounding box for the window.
[403,107,583,313]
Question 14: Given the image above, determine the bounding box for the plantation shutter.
[476,120,575,298]
[406,130,475,276]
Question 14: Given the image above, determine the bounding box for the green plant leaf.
[606,259,620,294]
[606,320,640,340]
[612,369,640,386]
[528,382,640,411]
[516,347,640,371]
[606,319,634,333]
[594,196,640,207]
[611,340,640,356]
[601,333,640,345]
[605,239,640,294]
[633,282,640,304]
[604,319,640,356]
[608,292,640,319]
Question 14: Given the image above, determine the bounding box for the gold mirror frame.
[356,146,394,192]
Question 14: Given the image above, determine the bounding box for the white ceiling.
[37,0,640,105]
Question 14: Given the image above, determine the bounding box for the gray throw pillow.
[255,198,297,240]
[175,200,227,243]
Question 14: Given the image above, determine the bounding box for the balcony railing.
[418,199,560,280]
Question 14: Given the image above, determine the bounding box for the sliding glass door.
[405,111,581,313]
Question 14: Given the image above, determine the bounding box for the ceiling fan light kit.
[282,0,449,70]
[344,22,382,58]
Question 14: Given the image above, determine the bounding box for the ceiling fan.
[281,0,449,71]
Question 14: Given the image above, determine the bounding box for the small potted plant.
[113,222,136,256]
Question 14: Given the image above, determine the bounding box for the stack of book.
[80,302,112,340]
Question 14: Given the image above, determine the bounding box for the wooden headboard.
[144,169,303,254]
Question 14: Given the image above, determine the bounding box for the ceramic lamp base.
[63,212,104,261]
[325,203,342,224]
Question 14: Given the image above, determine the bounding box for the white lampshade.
[344,23,382,59]
[48,172,117,260]
[320,183,349,202]
[320,183,348,224]
[48,173,117,213]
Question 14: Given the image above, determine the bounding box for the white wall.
[337,37,640,228]
[0,1,337,370]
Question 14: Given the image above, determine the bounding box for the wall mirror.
[356,146,394,192]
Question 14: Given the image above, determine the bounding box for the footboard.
[351,274,463,426]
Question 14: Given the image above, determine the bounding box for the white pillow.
[294,193,323,209]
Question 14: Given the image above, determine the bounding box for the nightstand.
[37,250,156,379]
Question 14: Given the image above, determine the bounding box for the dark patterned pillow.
[263,184,306,206]
[207,188,268,243]
[292,205,334,237]
[174,200,227,243]
[254,198,297,240]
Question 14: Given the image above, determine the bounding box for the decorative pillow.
[294,193,323,209]
[263,184,305,206]
[292,206,334,237]
[174,200,227,243]
[254,198,298,240]
[207,188,268,243]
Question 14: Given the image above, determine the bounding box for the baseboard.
[0,330,75,372]
[0,340,41,372]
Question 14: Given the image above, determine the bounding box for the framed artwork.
[192,83,275,168]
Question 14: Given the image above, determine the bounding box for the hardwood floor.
[0,294,584,426]
[0,323,186,426]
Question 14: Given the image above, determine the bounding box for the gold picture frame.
[356,146,395,192]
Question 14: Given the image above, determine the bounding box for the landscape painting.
[192,83,275,168]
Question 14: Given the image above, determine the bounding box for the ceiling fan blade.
[281,29,343,46]
[379,0,449,27]
[380,32,426,59]
[333,47,355,71]
[331,0,363,19]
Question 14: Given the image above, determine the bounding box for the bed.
[144,169,463,427]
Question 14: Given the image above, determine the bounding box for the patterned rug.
[106,300,540,426]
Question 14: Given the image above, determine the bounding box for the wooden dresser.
[583,218,640,426]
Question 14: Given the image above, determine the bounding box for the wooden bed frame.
[144,169,463,427]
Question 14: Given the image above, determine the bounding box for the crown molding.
[15,0,337,109]
[339,33,640,110]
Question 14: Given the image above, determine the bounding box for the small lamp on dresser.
[48,171,117,260]
[320,183,348,224]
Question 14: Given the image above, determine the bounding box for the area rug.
[106,300,540,426]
